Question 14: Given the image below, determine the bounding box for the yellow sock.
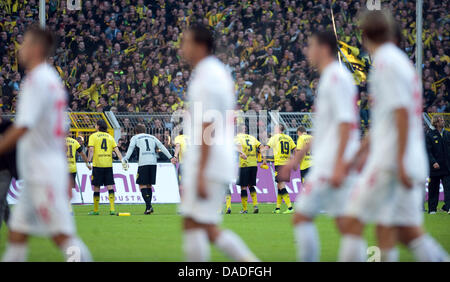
[250,191,258,206]
[241,195,248,211]
[108,191,115,211]
[226,195,232,210]
[281,188,292,208]
[93,192,100,212]
[276,193,282,209]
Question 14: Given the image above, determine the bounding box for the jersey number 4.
[101,138,108,151]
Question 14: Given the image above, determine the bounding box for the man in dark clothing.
[0,117,18,229]
[426,115,450,213]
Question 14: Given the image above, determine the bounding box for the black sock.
[141,188,153,209]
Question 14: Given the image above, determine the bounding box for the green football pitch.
[0,203,449,262]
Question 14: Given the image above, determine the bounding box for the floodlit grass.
[0,203,448,261]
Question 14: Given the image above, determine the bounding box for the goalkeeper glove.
[122,159,129,171]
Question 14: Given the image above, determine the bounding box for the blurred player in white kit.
[339,11,449,262]
[0,26,91,262]
[179,24,258,262]
[280,30,360,261]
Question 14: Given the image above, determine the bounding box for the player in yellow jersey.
[265,124,296,214]
[296,126,313,183]
[66,134,91,190]
[173,129,189,189]
[234,125,265,214]
[87,120,126,215]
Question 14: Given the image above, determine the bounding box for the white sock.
[60,237,93,262]
[183,229,210,262]
[380,248,399,262]
[294,222,320,262]
[409,234,450,262]
[338,235,367,262]
[2,242,28,262]
[214,230,259,262]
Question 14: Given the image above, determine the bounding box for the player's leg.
[0,170,11,230]
[183,217,211,261]
[140,185,153,214]
[225,188,232,214]
[51,233,92,262]
[240,186,248,214]
[205,223,259,262]
[89,167,101,215]
[248,167,259,213]
[394,184,449,261]
[427,176,440,213]
[397,226,449,262]
[293,179,326,262]
[292,213,319,261]
[274,166,293,214]
[338,216,367,261]
[375,224,398,262]
[2,231,29,262]
[103,167,116,215]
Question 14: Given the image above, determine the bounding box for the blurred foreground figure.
[0,26,91,262]
[339,11,449,262]
[179,24,258,262]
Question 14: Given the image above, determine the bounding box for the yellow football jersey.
[88,131,117,168]
[174,134,189,163]
[66,137,81,173]
[234,133,261,167]
[297,134,313,170]
[267,133,296,166]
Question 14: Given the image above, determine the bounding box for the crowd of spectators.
[0,0,449,128]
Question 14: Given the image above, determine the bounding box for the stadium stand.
[0,0,449,143]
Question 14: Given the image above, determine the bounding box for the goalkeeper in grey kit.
[122,123,177,214]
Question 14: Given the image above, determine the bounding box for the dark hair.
[360,10,393,44]
[26,25,55,58]
[278,124,285,132]
[297,126,307,134]
[312,30,338,56]
[97,119,108,132]
[136,123,146,134]
[188,23,214,54]
[392,20,403,47]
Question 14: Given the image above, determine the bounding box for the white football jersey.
[182,56,236,183]
[15,62,68,181]
[123,133,172,166]
[367,42,428,180]
[310,61,360,177]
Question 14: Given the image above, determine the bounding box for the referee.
[122,123,176,214]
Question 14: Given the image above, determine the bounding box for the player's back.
[368,42,427,179]
[312,61,359,175]
[16,63,68,179]
[235,133,260,167]
[132,133,161,166]
[66,137,81,173]
[268,133,296,165]
[297,134,313,170]
[89,131,116,168]
[183,56,236,183]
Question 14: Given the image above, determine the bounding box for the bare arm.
[174,143,181,159]
[197,122,212,198]
[87,146,94,163]
[329,123,352,187]
[113,146,123,162]
[395,108,412,188]
[79,151,91,169]
[0,126,28,155]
